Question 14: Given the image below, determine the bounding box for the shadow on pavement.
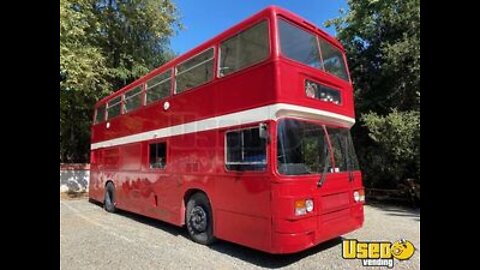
[88,199,343,268]
[207,237,343,268]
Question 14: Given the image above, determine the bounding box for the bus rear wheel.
[186,193,215,245]
[104,182,116,213]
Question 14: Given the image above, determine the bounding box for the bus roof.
[96,5,345,107]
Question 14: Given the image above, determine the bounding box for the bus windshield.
[278,18,349,82]
[277,119,359,175]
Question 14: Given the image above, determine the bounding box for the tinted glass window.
[146,70,171,104]
[124,86,143,113]
[226,127,266,171]
[176,49,214,93]
[95,105,106,123]
[278,19,322,69]
[219,21,269,77]
[149,142,166,169]
[107,96,122,120]
[277,119,327,175]
[278,17,350,82]
[319,38,349,81]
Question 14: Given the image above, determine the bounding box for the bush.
[360,109,420,188]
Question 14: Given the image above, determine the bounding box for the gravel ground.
[60,199,420,270]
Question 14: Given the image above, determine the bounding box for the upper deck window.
[318,38,349,81]
[175,48,214,94]
[107,96,122,120]
[146,70,171,104]
[219,20,269,77]
[124,86,143,113]
[278,18,349,82]
[95,104,106,123]
[278,19,322,69]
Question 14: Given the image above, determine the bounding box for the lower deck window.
[226,127,266,171]
[149,142,166,169]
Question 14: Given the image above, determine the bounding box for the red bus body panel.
[89,6,364,254]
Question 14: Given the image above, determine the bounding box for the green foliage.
[60,0,109,95]
[92,0,180,89]
[361,110,420,187]
[60,0,180,162]
[326,0,420,187]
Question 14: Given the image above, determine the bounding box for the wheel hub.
[190,206,207,232]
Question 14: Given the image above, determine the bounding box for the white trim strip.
[91,103,355,150]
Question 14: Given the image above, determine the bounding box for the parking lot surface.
[60,199,420,269]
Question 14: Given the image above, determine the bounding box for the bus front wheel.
[186,193,215,245]
[104,182,116,213]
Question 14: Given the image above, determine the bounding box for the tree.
[361,109,420,187]
[60,0,110,162]
[93,0,180,89]
[60,0,180,162]
[326,0,420,187]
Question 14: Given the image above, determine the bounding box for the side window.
[146,70,171,104]
[219,20,269,77]
[175,48,214,94]
[95,104,106,123]
[149,142,166,169]
[226,127,266,171]
[124,86,143,113]
[107,96,122,120]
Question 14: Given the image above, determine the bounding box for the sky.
[169,0,347,55]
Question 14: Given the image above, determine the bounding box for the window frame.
[317,37,350,82]
[148,140,168,170]
[276,16,351,83]
[224,125,268,172]
[122,85,144,114]
[145,68,173,106]
[274,117,357,177]
[106,96,122,120]
[94,104,106,124]
[217,19,271,78]
[277,17,323,70]
[174,47,215,95]
[304,78,343,105]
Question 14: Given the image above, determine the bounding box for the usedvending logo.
[342,239,415,268]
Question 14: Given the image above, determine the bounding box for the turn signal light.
[295,199,314,216]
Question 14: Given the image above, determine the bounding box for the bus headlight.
[295,199,314,215]
[305,199,314,212]
[353,190,365,203]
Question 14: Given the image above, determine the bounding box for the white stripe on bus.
[90,103,355,150]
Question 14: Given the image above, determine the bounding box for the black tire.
[104,182,116,213]
[186,193,215,245]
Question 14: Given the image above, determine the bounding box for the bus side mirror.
[259,123,268,141]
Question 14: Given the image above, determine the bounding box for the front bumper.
[269,204,364,254]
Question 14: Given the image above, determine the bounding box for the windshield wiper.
[317,147,331,187]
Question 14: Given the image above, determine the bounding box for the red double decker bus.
[89,6,364,254]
